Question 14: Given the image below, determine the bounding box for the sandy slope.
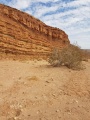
[0,59,90,120]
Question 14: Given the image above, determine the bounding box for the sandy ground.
[0,59,90,120]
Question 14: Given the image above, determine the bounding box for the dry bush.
[49,44,83,70]
[48,48,62,67]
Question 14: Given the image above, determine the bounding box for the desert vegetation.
[49,44,84,70]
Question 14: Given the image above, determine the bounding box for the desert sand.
[0,59,90,120]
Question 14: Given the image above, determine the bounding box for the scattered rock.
[45,81,50,83]
[56,109,59,113]
[52,94,56,97]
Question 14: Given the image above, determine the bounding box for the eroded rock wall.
[0,4,70,59]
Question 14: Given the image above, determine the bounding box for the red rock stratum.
[0,4,70,59]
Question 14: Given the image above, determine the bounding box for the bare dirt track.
[0,59,90,120]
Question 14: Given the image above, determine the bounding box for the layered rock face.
[0,4,70,59]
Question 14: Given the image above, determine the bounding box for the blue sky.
[0,0,90,49]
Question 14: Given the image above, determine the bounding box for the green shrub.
[49,44,83,70]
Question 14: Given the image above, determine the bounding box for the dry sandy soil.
[0,59,90,120]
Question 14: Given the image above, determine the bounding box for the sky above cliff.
[0,0,90,49]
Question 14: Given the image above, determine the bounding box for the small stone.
[14,117,18,120]
[75,100,78,103]
[45,81,50,83]
[37,111,39,114]
[56,110,59,112]
[52,94,56,97]
[35,96,38,99]
[19,77,21,80]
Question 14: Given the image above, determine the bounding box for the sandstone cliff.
[0,4,70,59]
